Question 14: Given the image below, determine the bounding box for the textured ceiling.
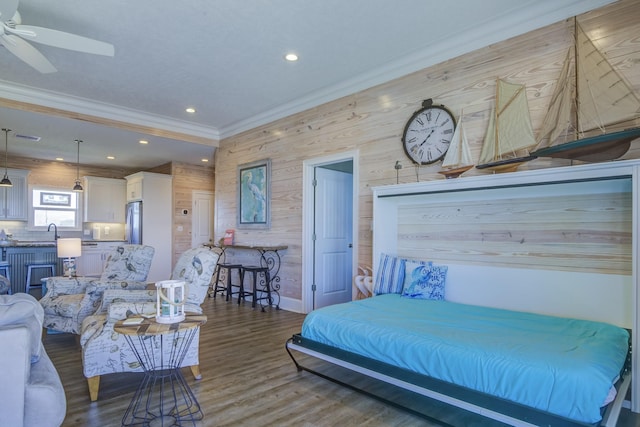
[0,0,614,169]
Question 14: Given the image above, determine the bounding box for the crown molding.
[0,80,220,145]
[219,0,614,139]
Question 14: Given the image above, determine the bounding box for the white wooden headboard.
[372,160,640,412]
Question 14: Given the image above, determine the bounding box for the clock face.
[402,105,456,165]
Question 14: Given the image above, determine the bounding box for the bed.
[288,161,640,426]
[287,293,631,426]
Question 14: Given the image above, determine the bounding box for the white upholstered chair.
[39,245,155,334]
[80,246,219,401]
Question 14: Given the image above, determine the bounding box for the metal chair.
[240,265,272,311]
[211,263,243,302]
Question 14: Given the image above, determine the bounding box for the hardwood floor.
[44,296,640,427]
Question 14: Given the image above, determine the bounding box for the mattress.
[301,294,629,424]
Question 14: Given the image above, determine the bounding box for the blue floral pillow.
[373,253,406,295]
[401,260,447,300]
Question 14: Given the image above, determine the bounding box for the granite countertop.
[12,241,59,247]
[0,240,55,247]
[0,239,127,248]
[2,241,76,248]
[81,240,127,243]
[1,240,126,248]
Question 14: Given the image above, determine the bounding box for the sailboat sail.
[579,25,640,132]
[532,20,640,161]
[441,113,473,169]
[537,49,574,145]
[476,78,537,171]
[439,112,474,178]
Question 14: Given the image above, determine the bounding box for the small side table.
[114,313,207,427]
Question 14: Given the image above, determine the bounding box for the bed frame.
[286,333,631,427]
[287,160,640,426]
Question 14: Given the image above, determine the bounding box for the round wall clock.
[402,99,456,165]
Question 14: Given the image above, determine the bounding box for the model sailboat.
[530,19,640,162]
[475,78,537,173]
[438,111,474,178]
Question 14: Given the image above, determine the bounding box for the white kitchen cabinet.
[126,176,143,202]
[84,176,126,223]
[125,172,173,281]
[75,242,119,277]
[0,168,29,220]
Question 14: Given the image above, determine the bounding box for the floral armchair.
[39,245,155,334]
[0,275,9,295]
[80,246,219,401]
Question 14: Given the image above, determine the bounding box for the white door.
[313,165,353,309]
[192,191,214,247]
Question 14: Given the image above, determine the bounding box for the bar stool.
[25,262,56,295]
[211,263,243,302]
[0,261,10,294]
[240,265,271,311]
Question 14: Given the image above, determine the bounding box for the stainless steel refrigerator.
[125,201,142,244]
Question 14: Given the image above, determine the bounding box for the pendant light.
[72,139,83,192]
[0,128,12,187]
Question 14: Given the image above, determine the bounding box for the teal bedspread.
[301,294,629,423]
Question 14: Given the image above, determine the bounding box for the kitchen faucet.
[47,223,60,240]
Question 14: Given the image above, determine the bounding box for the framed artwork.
[40,192,71,207]
[237,159,271,229]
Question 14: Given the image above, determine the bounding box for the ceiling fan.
[0,0,114,73]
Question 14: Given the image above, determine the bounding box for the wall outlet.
[83,229,90,236]
[104,226,110,236]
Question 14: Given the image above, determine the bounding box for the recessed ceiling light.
[201,158,209,163]
[55,157,64,161]
[139,139,149,145]
[107,156,115,160]
[185,107,196,114]
[284,53,298,62]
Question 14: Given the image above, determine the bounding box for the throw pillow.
[401,260,447,300]
[373,253,406,295]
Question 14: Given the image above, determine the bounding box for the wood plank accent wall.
[215,0,640,304]
[168,162,215,263]
[396,191,632,275]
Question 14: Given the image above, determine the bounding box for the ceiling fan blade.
[8,25,114,56]
[1,33,56,73]
[0,0,18,22]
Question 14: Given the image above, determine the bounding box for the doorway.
[191,190,214,247]
[302,151,358,313]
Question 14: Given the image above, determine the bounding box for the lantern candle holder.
[155,280,186,324]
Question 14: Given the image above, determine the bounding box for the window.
[29,186,82,230]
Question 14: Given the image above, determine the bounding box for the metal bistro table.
[114,313,207,427]
[208,243,287,309]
